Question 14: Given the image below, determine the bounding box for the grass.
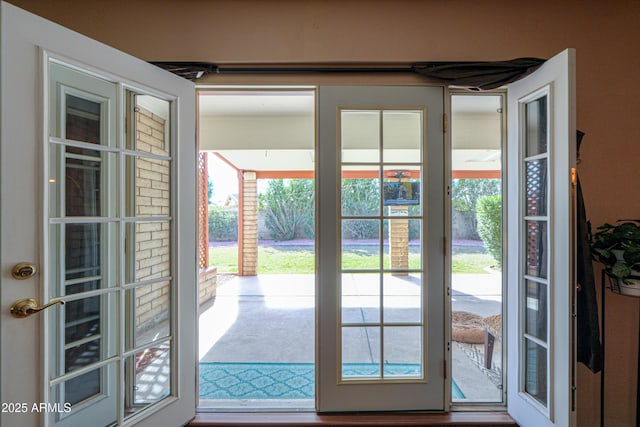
[210,243,495,275]
[209,246,239,273]
[452,253,497,273]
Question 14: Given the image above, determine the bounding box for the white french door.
[1,3,196,426]
[316,86,446,412]
[506,49,576,427]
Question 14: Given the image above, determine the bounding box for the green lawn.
[210,244,495,274]
[451,253,497,273]
[209,245,239,273]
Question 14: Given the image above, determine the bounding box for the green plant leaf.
[591,220,640,270]
[611,262,631,278]
[624,246,640,268]
[592,248,616,266]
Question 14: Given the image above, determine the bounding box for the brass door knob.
[10,298,64,318]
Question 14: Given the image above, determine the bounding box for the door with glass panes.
[0,3,196,426]
[506,49,576,427]
[317,86,446,412]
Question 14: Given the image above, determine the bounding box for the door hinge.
[443,359,447,379]
[443,113,448,134]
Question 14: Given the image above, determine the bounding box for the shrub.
[476,195,502,267]
[208,206,238,241]
[341,179,379,239]
[263,179,314,241]
[343,219,380,240]
[452,179,501,240]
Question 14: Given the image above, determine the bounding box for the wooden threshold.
[189,411,518,426]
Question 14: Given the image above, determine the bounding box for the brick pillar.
[389,206,409,275]
[240,171,258,276]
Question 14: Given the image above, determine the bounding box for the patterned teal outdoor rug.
[199,363,465,399]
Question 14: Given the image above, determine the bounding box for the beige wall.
[9,1,640,425]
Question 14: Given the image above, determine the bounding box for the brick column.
[240,171,258,276]
[388,206,409,275]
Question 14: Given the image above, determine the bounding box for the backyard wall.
[10,1,640,425]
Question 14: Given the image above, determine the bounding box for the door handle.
[10,298,64,318]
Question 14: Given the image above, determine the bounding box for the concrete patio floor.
[198,272,502,407]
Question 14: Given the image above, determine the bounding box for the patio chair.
[482,314,502,370]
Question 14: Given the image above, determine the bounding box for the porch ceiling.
[212,148,500,173]
[199,91,502,174]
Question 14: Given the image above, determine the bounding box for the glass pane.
[49,363,117,422]
[66,370,102,405]
[65,94,102,145]
[65,313,100,344]
[126,156,171,217]
[49,223,117,297]
[382,110,422,163]
[525,221,548,278]
[65,223,100,281]
[525,96,548,157]
[525,159,547,217]
[383,273,421,324]
[525,280,547,341]
[342,220,380,270]
[65,149,102,216]
[62,293,117,375]
[341,273,380,324]
[383,326,422,378]
[126,221,171,283]
[65,341,101,374]
[126,282,171,350]
[130,93,171,157]
[125,341,171,418]
[525,339,548,406]
[383,218,421,271]
[341,110,380,163]
[342,326,381,379]
[383,166,421,209]
[341,166,380,217]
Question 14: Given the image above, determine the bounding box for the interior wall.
[8,1,640,425]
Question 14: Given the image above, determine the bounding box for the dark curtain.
[151,58,545,90]
[576,130,604,373]
[412,58,544,91]
[151,62,217,81]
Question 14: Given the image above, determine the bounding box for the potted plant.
[591,220,640,297]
